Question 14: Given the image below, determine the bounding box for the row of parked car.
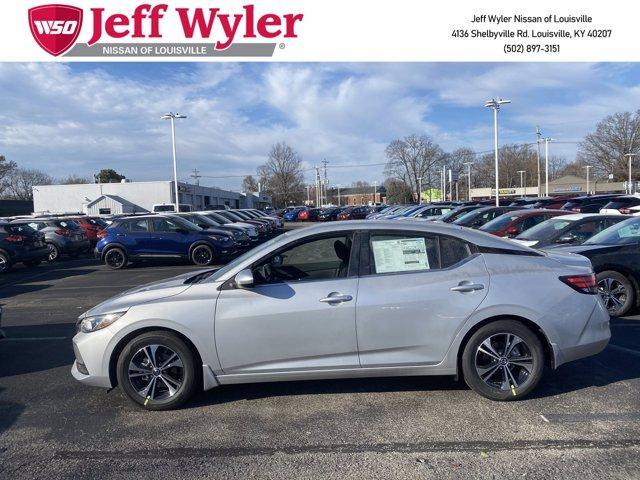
[362,193,640,317]
[0,209,284,273]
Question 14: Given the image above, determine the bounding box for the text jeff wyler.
[471,14,593,24]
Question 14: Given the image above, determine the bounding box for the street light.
[161,112,187,212]
[584,165,593,194]
[543,137,553,197]
[517,170,526,198]
[417,177,422,204]
[373,181,377,206]
[625,153,638,194]
[463,162,473,200]
[484,98,511,206]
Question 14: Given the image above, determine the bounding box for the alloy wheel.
[474,333,535,391]
[105,249,125,268]
[598,277,628,315]
[128,344,184,401]
[0,254,8,273]
[47,244,58,261]
[192,246,213,266]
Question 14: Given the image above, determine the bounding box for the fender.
[100,241,129,259]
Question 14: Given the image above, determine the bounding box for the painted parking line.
[541,412,640,423]
[608,344,640,357]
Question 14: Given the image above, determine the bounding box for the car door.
[214,232,360,374]
[121,219,153,255]
[150,217,190,255]
[355,230,489,367]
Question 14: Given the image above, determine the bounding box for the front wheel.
[462,320,544,401]
[190,244,215,266]
[597,270,634,317]
[0,252,12,273]
[116,331,199,410]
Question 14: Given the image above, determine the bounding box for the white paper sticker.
[372,238,430,274]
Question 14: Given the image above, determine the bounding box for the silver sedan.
[72,221,610,410]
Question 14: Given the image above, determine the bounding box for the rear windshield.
[479,214,522,231]
[6,224,37,235]
[516,218,573,240]
[55,220,80,229]
[603,197,640,209]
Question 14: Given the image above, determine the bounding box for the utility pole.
[306,185,310,205]
[322,159,328,207]
[625,153,638,194]
[463,162,473,200]
[448,169,453,202]
[544,137,553,197]
[536,126,542,197]
[337,184,341,206]
[442,165,446,201]
[517,170,526,198]
[584,165,592,194]
[373,181,377,205]
[417,177,422,204]
[315,166,321,206]
[190,168,201,186]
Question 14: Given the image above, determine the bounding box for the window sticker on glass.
[372,237,430,274]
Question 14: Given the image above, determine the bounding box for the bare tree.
[59,174,90,184]
[384,135,446,201]
[5,168,53,200]
[242,175,259,193]
[351,180,370,188]
[384,178,412,204]
[257,142,305,207]
[577,110,640,180]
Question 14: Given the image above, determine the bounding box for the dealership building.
[32,180,272,215]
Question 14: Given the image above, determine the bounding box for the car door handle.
[450,282,485,293]
[319,293,353,304]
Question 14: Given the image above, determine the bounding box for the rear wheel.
[116,331,199,410]
[597,270,634,317]
[190,244,215,266]
[462,320,544,401]
[104,247,128,270]
[46,243,59,262]
[0,252,12,273]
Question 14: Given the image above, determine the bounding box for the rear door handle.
[450,282,485,293]
[319,293,353,304]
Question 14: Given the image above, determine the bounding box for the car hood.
[511,238,539,247]
[82,270,201,316]
[544,243,618,255]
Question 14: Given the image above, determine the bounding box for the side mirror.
[234,269,254,288]
[556,234,575,244]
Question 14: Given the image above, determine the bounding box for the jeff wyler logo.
[28,3,304,57]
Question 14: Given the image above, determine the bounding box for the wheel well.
[101,244,126,259]
[456,315,555,379]
[188,241,214,257]
[108,327,204,388]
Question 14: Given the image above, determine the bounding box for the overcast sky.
[0,62,638,191]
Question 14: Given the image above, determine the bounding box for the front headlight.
[78,311,127,333]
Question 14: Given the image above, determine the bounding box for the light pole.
[544,137,553,197]
[306,185,310,205]
[337,184,341,206]
[161,112,187,212]
[484,98,511,206]
[417,177,422,204]
[536,126,542,197]
[373,181,377,205]
[625,153,638,194]
[517,170,526,198]
[584,165,592,194]
[463,162,473,200]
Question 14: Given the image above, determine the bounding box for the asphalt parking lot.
[1,253,640,478]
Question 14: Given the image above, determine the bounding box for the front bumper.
[71,329,113,388]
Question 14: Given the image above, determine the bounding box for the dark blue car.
[95,214,237,269]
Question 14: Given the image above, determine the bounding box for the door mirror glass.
[235,269,254,288]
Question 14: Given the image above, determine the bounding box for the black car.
[550,216,640,316]
[316,207,344,221]
[514,214,629,249]
[453,206,524,229]
[561,194,622,213]
[437,205,483,223]
[0,221,49,273]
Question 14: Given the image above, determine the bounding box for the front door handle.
[319,292,353,304]
[450,281,485,293]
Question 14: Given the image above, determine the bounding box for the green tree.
[95,169,126,183]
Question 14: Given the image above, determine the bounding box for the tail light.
[560,274,598,294]
[619,208,632,214]
[5,234,26,243]
[55,228,71,236]
[97,230,108,239]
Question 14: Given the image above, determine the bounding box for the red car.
[66,216,107,246]
[479,209,571,238]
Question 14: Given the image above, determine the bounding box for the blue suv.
[96,214,237,269]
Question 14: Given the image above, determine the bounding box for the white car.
[600,195,640,216]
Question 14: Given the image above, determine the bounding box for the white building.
[32,180,269,215]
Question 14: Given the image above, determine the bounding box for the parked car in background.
[437,205,484,223]
[366,205,403,219]
[96,214,237,269]
[453,206,524,229]
[283,207,307,222]
[317,207,344,221]
[72,220,610,409]
[152,204,193,213]
[237,209,284,230]
[337,206,371,220]
[199,211,263,240]
[0,221,49,273]
[527,196,574,210]
[216,210,273,235]
[561,194,622,213]
[297,208,322,222]
[547,216,640,316]
[509,197,542,207]
[600,195,640,216]
[479,209,570,238]
[66,216,107,248]
[170,213,252,248]
[407,204,456,221]
[11,218,89,262]
[513,214,629,249]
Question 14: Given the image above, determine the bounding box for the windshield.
[441,207,474,222]
[454,209,484,225]
[584,217,640,245]
[192,214,219,227]
[167,215,203,232]
[206,212,231,224]
[480,214,521,231]
[517,217,573,240]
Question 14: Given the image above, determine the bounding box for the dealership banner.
[0,0,637,61]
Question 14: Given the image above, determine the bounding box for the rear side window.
[124,219,149,232]
[439,236,472,268]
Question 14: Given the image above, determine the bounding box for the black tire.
[46,243,59,262]
[116,331,199,411]
[190,244,215,266]
[23,259,42,268]
[0,252,12,273]
[596,270,634,317]
[104,247,128,270]
[461,320,544,401]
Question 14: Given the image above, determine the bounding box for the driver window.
[252,234,352,284]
